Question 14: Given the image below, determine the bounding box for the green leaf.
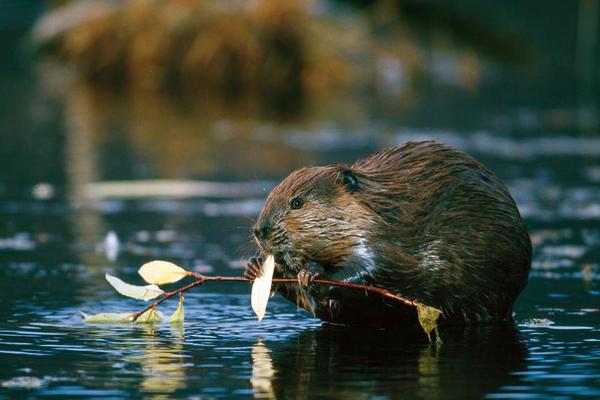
[251,255,275,321]
[81,311,134,324]
[105,273,164,301]
[138,260,188,285]
[169,294,185,324]
[416,304,443,342]
[135,308,163,324]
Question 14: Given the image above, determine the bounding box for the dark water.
[1,31,600,400]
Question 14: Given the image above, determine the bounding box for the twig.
[130,273,418,322]
[130,277,206,321]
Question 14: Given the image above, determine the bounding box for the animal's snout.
[253,223,271,242]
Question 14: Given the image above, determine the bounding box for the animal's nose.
[253,223,271,241]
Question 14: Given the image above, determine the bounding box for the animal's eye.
[290,197,304,210]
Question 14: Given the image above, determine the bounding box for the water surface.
[1,37,599,400]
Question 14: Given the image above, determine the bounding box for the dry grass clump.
[37,0,357,98]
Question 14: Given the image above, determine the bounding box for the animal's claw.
[297,261,324,287]
[244,256,264,280]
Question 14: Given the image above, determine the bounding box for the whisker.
[233,238,259,259]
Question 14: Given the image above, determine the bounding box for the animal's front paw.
[244,256,264,280]
[297,261,325,287]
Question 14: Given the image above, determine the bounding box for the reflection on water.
[127,325,187,397]
[64,83,110,270]
[251,340,276,399]
[263,326,527,399]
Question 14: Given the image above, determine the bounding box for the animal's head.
[253,165,368,272]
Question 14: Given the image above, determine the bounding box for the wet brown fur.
[252,141,532,326]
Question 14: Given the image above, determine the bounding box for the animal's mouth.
[255,242,300,274]
[255,240,286,264]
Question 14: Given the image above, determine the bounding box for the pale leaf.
[138,260,188,285]
[251,255,275,321]
[416,304,443,342]
[105,273,164,301]
[169,295,185,324]
[81,311,134,324]
[135,308,163,324]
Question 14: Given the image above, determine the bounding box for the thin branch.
[131,273,418,322]
[130,278,205,321]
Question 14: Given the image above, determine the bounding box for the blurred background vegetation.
[1,0,594,107]
[24,0,598,112]
[0,0,598,185]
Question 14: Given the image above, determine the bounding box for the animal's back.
[351,142,531,324]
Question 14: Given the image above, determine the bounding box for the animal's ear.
[338,168,359,193]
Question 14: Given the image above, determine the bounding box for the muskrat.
[245,141,531,326]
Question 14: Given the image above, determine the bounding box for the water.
[1,30,600,400]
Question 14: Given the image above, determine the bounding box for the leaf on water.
[169,294,185,324]
[105,273,164,301]
[251,255,275,321]
[138,260,188,285]
[135,308,163,324]
[81,308,163,324]
[81,311,134,324]
[416,304,443,342]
